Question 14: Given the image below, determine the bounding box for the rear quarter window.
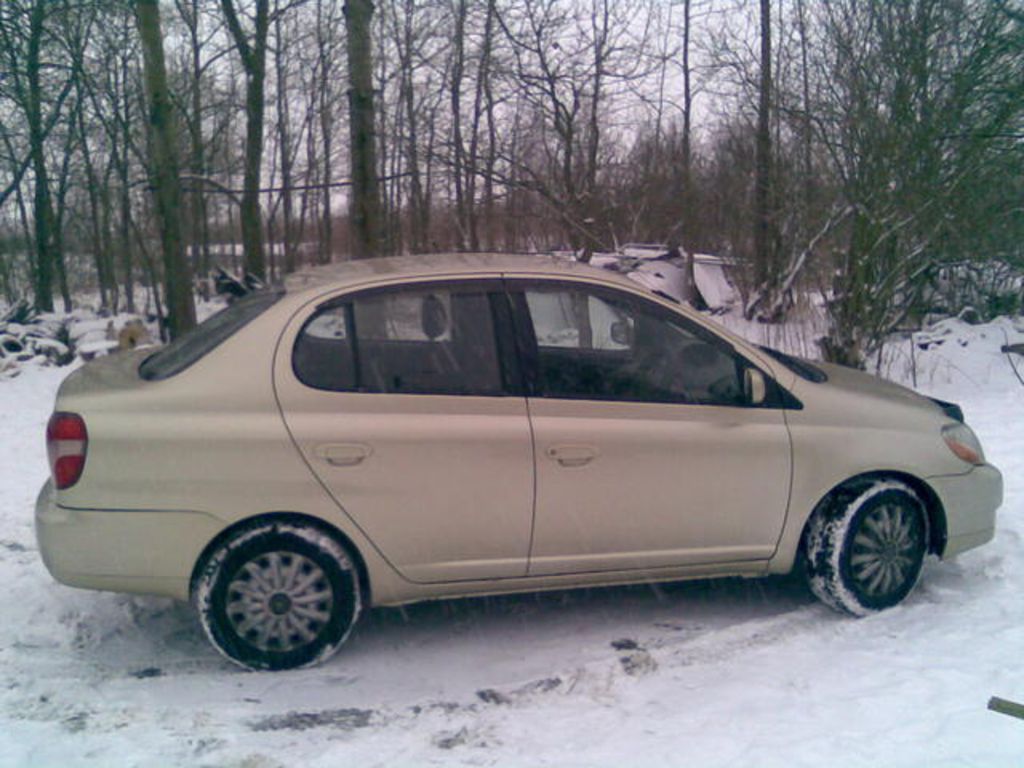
[139,290,283,381]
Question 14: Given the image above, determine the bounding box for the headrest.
[421,294,448,340]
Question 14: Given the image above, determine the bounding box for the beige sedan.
[36,254,1002,670]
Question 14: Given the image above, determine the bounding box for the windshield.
[139,290,283,381]
[758,346,828,383]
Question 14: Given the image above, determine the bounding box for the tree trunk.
[184,0,211,287]
[0,240,11,304]
[482,0,498,250]
[221,0,269,279]
[296,77,315,261]
[681,0,693,235]
[130,213,166,336]
[753,0,775,291]
[135,0,196,338]
[118,29,135,314]
[398,0,427,253]
[241,39,267,278]
[319,112,333,264]
[52,122,76,313]
[26,0,56,312]
[467,0,496,252]
[795,0,813,214]
[315,0,335,264]
[76,83,115,311]
[100,159,119,311]
[345,0,381,259]
[450,0,468,251]
[274,14,296,275]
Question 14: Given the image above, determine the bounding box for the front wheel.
[194,520,361,670]
[804,480,929,615]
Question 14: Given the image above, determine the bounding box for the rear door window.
[293,284,505,396]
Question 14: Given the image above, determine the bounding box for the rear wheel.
[195,521,361,670]
[804,480,928,615]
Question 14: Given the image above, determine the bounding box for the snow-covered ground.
[1,316,1022,767]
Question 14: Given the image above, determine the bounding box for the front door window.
[523,286,746,405]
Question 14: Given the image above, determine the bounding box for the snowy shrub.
[926,260,1024,322]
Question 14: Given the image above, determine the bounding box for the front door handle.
[545,444,598,468]
[314,443,372,467]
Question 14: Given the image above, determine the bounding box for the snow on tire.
[194,520,361,671]
[804,479,929,616]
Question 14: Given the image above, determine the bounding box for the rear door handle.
[314,443,372,467]
[545,444,598,468]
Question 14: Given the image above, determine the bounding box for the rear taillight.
[47,412,88,490]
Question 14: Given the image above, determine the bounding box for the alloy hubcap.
[226,551,333,652]
[850,503,921,598]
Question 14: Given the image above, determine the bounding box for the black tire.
[804,480,928,616]
[194,520,361,671]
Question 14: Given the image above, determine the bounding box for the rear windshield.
[139,290,283,381]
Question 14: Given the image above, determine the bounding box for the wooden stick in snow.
[988,697,1024,721]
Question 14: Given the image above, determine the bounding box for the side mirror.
[745,368,767,406]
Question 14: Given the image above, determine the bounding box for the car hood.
[809,360,944,418]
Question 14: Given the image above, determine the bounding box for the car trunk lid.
[56,348,152,402]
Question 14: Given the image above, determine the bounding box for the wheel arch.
[189,511,373,607]
[798,470,948,561]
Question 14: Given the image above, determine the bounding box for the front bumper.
[927,463,1003,559]
[35,479,223,600]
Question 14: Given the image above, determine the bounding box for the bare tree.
[812,0,1024,365]
[135,0,196,338]
[220,0,271,278]
[498,0,655,258]
[172,0,233,288]
[74,5,145,314]
[271,10,298,274]
[383,0,432,254]
[312,0,346,263]
[449,0,469,250]
[345,0,382,259]
[467,0,499,251]
[747,0,778,318]
[0,0,76,312]
[65,0,118,310]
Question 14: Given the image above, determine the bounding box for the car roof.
[283,252,631,297]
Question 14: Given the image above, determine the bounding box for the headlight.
[942,423,985,465]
